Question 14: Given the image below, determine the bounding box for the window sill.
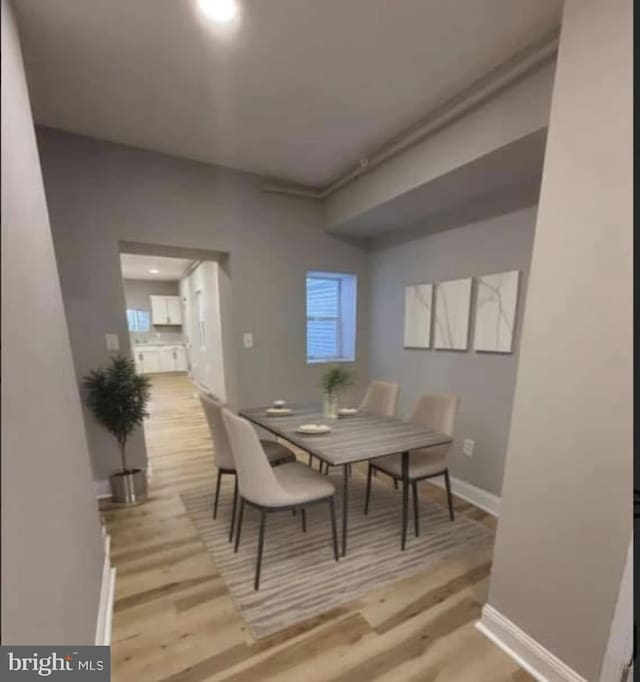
[307,358,355,365]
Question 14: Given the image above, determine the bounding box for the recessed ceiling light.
[149,268,160,274]
[198,0,238,23]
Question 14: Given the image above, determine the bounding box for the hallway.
[101,374,527,682]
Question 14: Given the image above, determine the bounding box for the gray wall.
[123,278,183,345]
[37,128,370,481]
[487,0,632,679]
[1,0,104,644]
[369,206,536,496]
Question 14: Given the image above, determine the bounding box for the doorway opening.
[118,246,229,440]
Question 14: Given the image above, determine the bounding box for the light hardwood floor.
[101,374,530,682]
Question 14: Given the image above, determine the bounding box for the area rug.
[181,471,494,639]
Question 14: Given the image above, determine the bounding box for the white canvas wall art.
[434,278,472,350]
[403,283,433,348]
[474,270,520,353]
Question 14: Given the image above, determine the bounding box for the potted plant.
[320,365,355,419]
[83,355,151,504]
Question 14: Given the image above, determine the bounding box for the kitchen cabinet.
[137,348,162,373]
[150,295,182,325]
[134,345,187,374]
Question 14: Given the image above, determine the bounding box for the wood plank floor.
[101,374,529,682]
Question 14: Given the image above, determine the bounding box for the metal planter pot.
[110,468,147,504]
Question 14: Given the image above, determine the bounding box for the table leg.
[341,464,349,556]
[401,451,409,551]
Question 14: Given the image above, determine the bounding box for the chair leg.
[328,497,339,561]
[213,470,222,519]
[412,480,419,537]
[308,453,313,468]
[234,498,245,553]
[229,476,238,543]
[393,478,398,490]
[348,463,352,477]
[255,510,266,591]
[401,452,409,551]
[301,508,307,532]
[364,463,373,515]
[444,469,455,521]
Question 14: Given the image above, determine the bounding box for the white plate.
[265,407,292,416]
[338,407,358,416]
[296,423,331,435]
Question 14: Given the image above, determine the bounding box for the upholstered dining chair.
[321,379,400,477]
[222,408,339,590]
[359,380,400,417]
[364,394,459,536]
[199,392,296,542]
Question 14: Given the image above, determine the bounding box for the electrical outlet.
[243,332,254,349]
[463,439,475,457]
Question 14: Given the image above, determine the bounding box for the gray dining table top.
[239,404,452,466]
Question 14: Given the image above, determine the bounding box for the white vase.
[323,393,338,419]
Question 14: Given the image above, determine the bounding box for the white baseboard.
[94,479,111,500]
[95,531,116,646]
[476,605,588,682]
[599,539,633,682]
[425,474,501,517]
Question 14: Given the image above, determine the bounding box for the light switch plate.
[105,333,120,352]
[243,332,254,349]
[463,439,474,457]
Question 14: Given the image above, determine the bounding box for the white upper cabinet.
[166,296,182,325]
[150,295,182,325]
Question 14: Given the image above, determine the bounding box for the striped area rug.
[181,471,494,639]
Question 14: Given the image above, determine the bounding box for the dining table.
[239,404,453,556]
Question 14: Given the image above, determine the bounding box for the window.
[306,272,356,363]
[126,309,150,332]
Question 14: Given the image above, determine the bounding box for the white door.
[159,348,176,372]
[140,349,161,373]
[174,346,187,371]
[166,296,182,325]
[150,296,168,325]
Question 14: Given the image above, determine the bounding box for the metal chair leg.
[301,508,307,532]
[213,470,222,519]
[328,497,339,561]
[254,510,266,590]
[364,463,373,515]
[401,452,409,551]
[444,469,455,521]
[234,498,245,553]
[229,476,238,543]
[412,480,419,537]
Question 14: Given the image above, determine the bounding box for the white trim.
[599,539,633,682]
[93,479,111,500]
[95,531,116,646]
[476,604,588,682]
[425,475,501,517]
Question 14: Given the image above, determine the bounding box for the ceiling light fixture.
[198,0,238,23]
[149,268,160,274]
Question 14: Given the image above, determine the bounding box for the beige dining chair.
[320,379,401,477]
[359,380,400,417]
[364,394,459,536]
[199,392,296,542]
[222,408,339,590]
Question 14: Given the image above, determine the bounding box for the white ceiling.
[120,254,194,281]
[14,0,562,187]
